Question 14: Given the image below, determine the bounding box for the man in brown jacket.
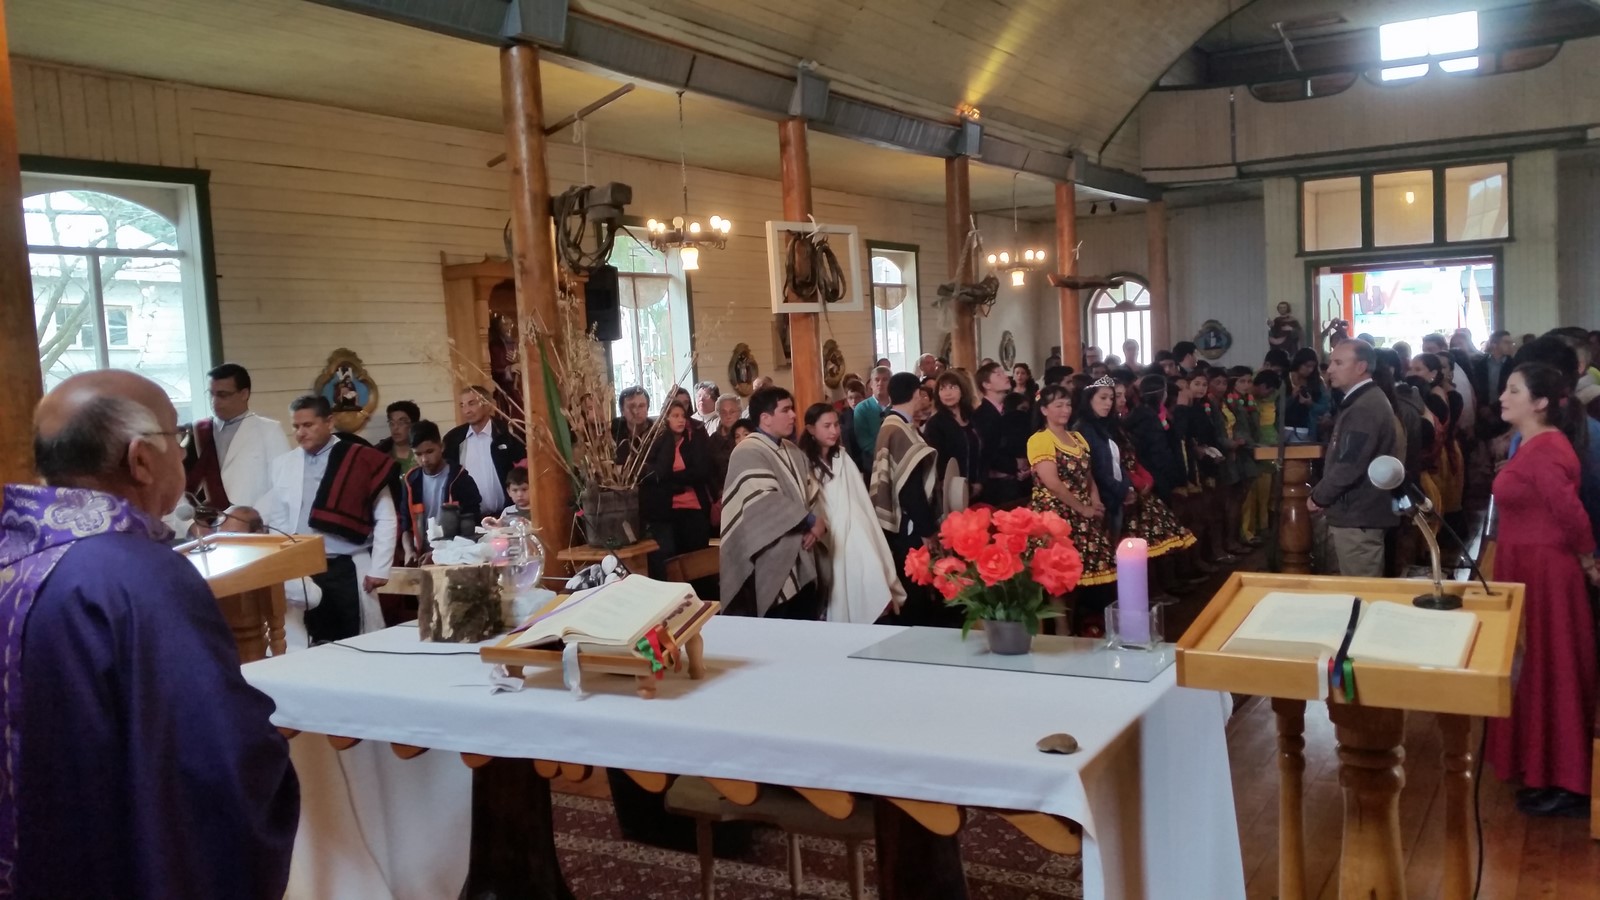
[1308,340,1400,577]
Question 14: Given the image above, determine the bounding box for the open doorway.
[1310,255,1497,350]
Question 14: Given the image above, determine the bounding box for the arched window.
[1088,275,1152,366]
[24,176,211,419]
[870,245,920,372]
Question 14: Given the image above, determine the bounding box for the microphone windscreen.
[173,500,195,521]
[1367,455,1405,491]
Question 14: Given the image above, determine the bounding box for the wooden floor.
[1226,695,1600,899]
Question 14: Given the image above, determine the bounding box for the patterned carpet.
[551,789,1083,899]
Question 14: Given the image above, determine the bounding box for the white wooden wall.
[1557,152,1600,329]
[10,58,981,433]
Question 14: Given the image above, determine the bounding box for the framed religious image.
[313,348,380,434]
[765,220,865,314]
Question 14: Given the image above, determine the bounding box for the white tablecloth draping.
[246,618,1245,900]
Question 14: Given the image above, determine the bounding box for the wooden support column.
[779,118,823,411]
[1146,198,1171,354]
[501,43,572,557]
[1054,181,1080,370]
[946,157,976,371]
[0,2,43,481]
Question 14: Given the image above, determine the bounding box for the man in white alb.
[183,363,289,511]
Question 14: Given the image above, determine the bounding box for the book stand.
[1179,572,1523,900]
[479,599,720,698]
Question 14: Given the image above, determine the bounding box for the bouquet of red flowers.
[903,506,1085,636]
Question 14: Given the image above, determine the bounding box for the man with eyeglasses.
[184,363,289,513]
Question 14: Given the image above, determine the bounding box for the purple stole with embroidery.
[0,485,162,895]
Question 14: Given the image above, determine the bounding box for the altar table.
[245,618,1244,900]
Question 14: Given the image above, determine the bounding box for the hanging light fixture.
[644,92,730,270]
[986,173,1047,287]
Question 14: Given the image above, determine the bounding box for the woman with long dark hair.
[1486,363,1600,818]
[923,371,981,513]
[636,403,714,579]
[1120,373,1199,594]
[1413,353,1465,516]
[1070,378,1133,538]
[798,403,903,623]
[1283,347,1331,441]
[1027,385,1116,632]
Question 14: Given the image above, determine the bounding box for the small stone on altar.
[1036,733,1080,754]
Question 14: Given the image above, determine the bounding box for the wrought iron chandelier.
[986,173,1048,287]
[644,91,730,270]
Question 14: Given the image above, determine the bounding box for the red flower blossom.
[931,557,974,600]
[991,507,1038,537]
[993,529,1030,556]
[1030,542,1084,596]
[939,507,993,560]
[975,543,1024,586]
[1034,510,1072,542]
[904,545,934,586]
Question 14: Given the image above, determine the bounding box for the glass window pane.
[608,233,668,275]
[109,257,191,410]
[23,190,177,251]
[1445,163,1509,242]
[31,253,96,391]
[1373,170,1434,247]
[1302,177,1362,251]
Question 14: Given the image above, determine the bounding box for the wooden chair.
[664,777,872,900]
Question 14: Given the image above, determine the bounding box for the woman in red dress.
[1486,362,1600,817]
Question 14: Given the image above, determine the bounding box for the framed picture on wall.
[765,220,866,314]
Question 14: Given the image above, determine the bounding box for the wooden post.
[1437,714,1473,900]
[779,118,823,412]
[1054,181,1081,370]
[500,43,572,557]
[0,1,43,481]
[1329,704,1406,900]
[946,157,976,371]
[1146,198,1170,354]
[1272,698,1309,900]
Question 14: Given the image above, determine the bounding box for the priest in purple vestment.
[0,370,298,900]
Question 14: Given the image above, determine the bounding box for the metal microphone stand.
[1394,488,1458,610]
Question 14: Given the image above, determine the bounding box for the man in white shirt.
[443,386,526,517]
[184,363,289,511]
[259,395,399,646]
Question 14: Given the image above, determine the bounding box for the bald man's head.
[33,370,186,520]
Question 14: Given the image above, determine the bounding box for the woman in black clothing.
[923,370,982,513]
[636,403,714,579]
[1070,378,1133,537]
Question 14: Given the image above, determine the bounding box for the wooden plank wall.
[1557,151,1600,329]
[12,58,1040,432]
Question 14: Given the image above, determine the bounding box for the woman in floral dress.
[1028,385,1116,632]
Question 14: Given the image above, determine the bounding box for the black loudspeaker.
[585,264,621,341]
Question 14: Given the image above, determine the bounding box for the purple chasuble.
[0,485,162,892]
[0,484,297,900]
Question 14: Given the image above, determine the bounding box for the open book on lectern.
[506,575,696,651]
[1223,591,1479,669]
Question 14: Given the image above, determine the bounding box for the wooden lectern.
[1255,444,1323,574]
[181,534,327,662]
[1179,572,1524,900]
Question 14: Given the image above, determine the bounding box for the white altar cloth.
[246,618,1244,900]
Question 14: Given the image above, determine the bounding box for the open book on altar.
[1223,591,1480,669]
[505,575,698,651]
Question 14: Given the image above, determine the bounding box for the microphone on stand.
[1368,455,1459,610]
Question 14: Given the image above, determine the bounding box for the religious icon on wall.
[1268,301,1303,356]
[1195,320,1233,360]
[998,331,1017,370]
[489,311,524,425]
[728,344,760,396]
[823,339,846,389]
[313,348,380,434]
